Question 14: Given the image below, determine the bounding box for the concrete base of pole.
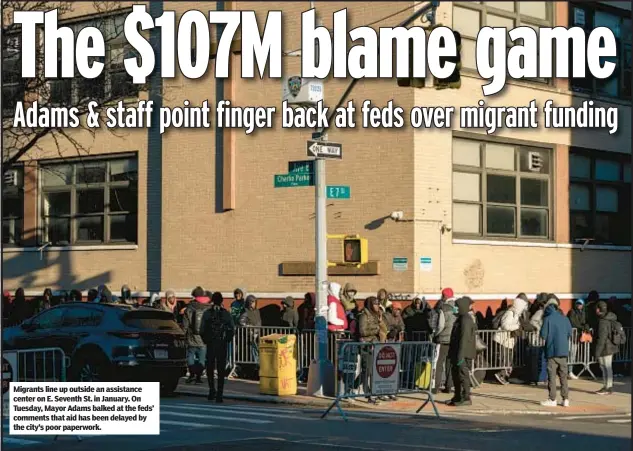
[306,359,335,397]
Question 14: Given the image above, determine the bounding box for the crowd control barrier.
[2,347,81,442]
[322,341,439,421]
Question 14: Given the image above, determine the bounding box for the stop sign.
[2,358,13,395]
[375,345,397,379]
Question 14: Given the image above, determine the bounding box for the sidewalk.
[176,376,631,416]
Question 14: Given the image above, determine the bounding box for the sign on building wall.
[392,257,408,271]
[420,257,432,272]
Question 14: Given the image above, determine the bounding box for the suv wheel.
[160,376,180,396]
[70,353,112,382]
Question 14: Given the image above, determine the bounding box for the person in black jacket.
[567,299,588,380]
[182,287,212,383]
[200,292,234,403]
[594,301,618,395]
[448,297,476,407]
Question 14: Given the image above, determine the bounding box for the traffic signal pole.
[307,1,439,398]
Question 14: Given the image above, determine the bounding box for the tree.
[2,1,142,171]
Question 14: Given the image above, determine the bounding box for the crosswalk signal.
[434,30,461,90]
[342,236,368,266]
[396,40,425,88]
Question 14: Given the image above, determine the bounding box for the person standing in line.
[182,287,212,384]
[159,290,178,314]
[448,297,476,407]
[594,301,618,395]
[358,296,388,404]
[230,288,246,325]
[280,296,299,328]
[567,299,588,380]
[434,295,457,394]
[492,294,529,385]
[201,292,234,403]
[539,301,572,407]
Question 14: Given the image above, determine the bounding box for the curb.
[176,388,335,408]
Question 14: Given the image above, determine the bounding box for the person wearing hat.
[567,299,588,380]
[280,296,299,328]
[594,301,618,395]
[448,297,477,407]
[159,290,178,314]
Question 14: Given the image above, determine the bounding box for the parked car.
[2,303,187,394]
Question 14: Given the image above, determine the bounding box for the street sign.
[307,140,342,159]
[289,160,315,175]
[327,185,350,199]
[372,344,400,395]
[274,172,314,188]
[2,352,16,417]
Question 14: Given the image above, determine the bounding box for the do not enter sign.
[2,357,13,395]
[371,343,401,396]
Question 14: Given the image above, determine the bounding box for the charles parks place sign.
[371,343,401,396]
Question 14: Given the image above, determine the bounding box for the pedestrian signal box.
[343,236,368,266]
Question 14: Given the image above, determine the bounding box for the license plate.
[154,349,168,359]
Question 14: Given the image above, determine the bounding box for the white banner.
[371,343,400,396]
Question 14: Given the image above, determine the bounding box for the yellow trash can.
[259,334,297,396]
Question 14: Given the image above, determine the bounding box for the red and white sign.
[371,343,400,396]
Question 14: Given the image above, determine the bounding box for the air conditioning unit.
[3,169,19,187]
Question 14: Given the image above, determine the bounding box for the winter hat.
[212,292,224,306]
[191,287,205,298]
[441,288,454,299]
[575,299,585,306]
[597,301,608,314]
[587,291,600,302]
[391,302,403,311]
[516,293,529,302]
[165,290,176,299]
[282,296,294,307]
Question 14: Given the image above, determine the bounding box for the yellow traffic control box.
[258,334,297,396]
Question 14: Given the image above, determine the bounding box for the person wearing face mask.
[200,292,234,403]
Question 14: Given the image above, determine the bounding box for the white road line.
[166,404,317,421]
[163,402,303,415]
[560,414,631,420]
[608,419,631,424]
[160,420,222,428]
[162,410,272,424]
[2,437,43,446]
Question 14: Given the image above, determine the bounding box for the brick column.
[555,144,570,243]
[554,2,569,91]
[22,162,38,246]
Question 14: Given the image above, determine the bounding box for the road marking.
[607,419,631,424]
[559,414,631,420]
[162,410,272,424]
[166,404,317,421]
[160,420,222,428]
[2,437,43,445]
[163,402,306,415]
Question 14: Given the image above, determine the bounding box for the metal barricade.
[613,327,632,363]
[228,326,298,377]
[322,341,439,421]
[406,331,430,342]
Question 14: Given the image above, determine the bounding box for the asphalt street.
[2,395,630,451]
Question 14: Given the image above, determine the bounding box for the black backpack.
[190,305,208,336]
[207,308,229,341]
[611,320,627,346]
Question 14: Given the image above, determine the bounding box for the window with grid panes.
[2,166,24,246]
[40,156,138,245]
[452,137,552,240]
[452,2,552,84]
[569,150,631,246]
[569,3,631,100]
[2,35,24,116]
[48,14,138,105]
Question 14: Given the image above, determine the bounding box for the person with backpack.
[182,287,212,384]
[433,295,457,394]
[492,294,529,385]
[200,292,234,403]
[539,300,572,407]
[594,301,621,395]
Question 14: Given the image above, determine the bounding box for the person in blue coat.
[539,303,572,407]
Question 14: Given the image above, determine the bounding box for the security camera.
[443,224,452,232]
[390,211,404,221]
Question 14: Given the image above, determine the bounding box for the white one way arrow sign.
[307,140,343,159]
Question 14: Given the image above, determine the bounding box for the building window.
[49,14,138,105]
[569,150,631,246]
[452,1,553,83]
[569,3,631,100]
[452,137,552,240]
[2,35,24,117]
[40,156,138,245]
[2,167,24,246]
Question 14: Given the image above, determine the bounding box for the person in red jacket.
[326,282,348,332]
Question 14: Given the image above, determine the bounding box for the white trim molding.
[3,245,139,253]
[453,239,631,252]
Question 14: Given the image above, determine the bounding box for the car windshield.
[121,310,180,331]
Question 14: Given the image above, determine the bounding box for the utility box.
[259,334,297,396]
[282,76,324,106]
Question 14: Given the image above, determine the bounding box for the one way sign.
[307,140,343,159]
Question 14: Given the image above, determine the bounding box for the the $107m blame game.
[9,382,160,435]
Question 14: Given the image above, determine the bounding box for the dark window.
[3,35,24,116]
[569,3,631,100]
[452,137,551,240]
[41,156,138,245]
[569,149,631,246]
[33,308,65,330]
[2,167,24,246]
[62,307,103,327]
[122,310,180,330]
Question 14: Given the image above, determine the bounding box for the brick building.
[2,1,631,304]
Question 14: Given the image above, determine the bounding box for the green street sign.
[289,160,314,174]
[274,173,314,188]
[327,185,350,199]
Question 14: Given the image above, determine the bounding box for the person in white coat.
[326,282,348,332]
[493,294,529,384]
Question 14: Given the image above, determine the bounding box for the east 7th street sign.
[307,140,342,159]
